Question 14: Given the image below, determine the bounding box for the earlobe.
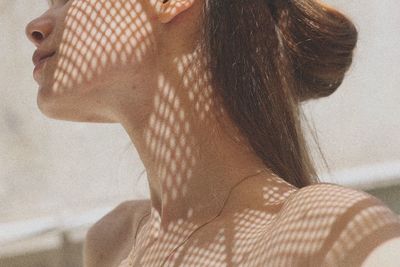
[158,0,195,24]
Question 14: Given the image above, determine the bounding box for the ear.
[158,0,196,24]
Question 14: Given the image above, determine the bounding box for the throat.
[146,167,293,235]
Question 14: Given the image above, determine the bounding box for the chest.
[118,184,353,267]
[120,207,331,267]
[115,183,377,267]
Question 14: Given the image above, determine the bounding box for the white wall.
[302,0,400,186]
[0,1,149,223]
[1,0,399,224]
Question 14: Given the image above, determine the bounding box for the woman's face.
[25,0,167,123]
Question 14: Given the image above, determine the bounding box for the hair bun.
[274,0,358,101]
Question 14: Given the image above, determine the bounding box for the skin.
[25,0,283,227]
[25,0,400,266]
[25,0,295,264]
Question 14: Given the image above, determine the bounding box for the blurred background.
[1,0,399,266]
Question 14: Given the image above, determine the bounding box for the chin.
[36,90,117,123]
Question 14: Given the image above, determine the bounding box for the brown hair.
[201,0,358,188]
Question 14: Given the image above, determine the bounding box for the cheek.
[51,0,154,93]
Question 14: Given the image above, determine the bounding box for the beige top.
[115,183,400,267]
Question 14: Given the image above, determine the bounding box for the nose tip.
[25,17,54,47]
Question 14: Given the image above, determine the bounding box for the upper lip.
[32,49,56,66]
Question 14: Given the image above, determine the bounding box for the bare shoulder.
[283,182,385,215]
[272,182,400,266]
[285,182,399,231]
[288,182,372,202]
[83,199,151,267]
[277,182,370,221]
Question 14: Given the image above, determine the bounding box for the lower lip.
[33,54,54,77]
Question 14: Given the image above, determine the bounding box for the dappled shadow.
[122,184,400,266]
[51,0,154,92]
[40,1,400,266]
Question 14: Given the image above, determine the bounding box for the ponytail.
[201,0,358,187]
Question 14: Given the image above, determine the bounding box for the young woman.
[25,0,400,266]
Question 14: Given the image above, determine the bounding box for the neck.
[122,109,271,227]
[119,46,274,231]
